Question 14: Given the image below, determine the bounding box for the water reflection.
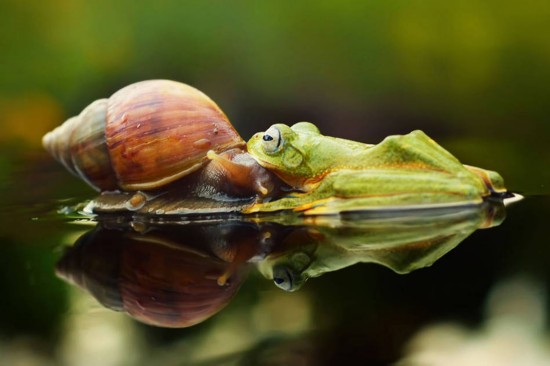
[56,221,257,328]
[57,200,508,328]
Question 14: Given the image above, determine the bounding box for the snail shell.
[42,80,245,191]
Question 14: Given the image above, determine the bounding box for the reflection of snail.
[56,221,267,327]
[43,80,284,210]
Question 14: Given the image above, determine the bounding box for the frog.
[244,122,507,214]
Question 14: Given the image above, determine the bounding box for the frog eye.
[272,266,294,291]
[262,126,283,154]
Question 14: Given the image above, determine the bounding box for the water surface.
[0,152,548,365]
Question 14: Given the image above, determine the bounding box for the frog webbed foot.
[464,165,508,195]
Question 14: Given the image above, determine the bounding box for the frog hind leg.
[375,130,509,196]
[327,169,486,210]
[362,130,467,173]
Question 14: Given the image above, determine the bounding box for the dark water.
[0,155,549,366]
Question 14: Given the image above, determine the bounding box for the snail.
[42,80,283,210]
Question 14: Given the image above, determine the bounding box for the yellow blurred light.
[0,93,63,147]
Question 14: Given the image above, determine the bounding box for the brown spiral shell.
[55,224,247,328]
[42,80,245,191]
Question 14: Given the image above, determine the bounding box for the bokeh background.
[0,1,549,365]
[1,0,549,193]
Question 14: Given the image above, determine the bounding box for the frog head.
[246,122,326,190]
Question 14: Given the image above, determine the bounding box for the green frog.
[244,122,506,214]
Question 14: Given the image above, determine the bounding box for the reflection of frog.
[258,202,506,291]
[246,122,506,213]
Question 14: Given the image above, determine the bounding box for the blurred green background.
[0,1,549,365]
[1,0,549,194]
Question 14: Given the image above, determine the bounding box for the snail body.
[43,80,281,202]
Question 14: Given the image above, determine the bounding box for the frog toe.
[464,165,508,195]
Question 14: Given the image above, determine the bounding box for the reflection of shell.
[56,225,246,328]
[120,240,239,327]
